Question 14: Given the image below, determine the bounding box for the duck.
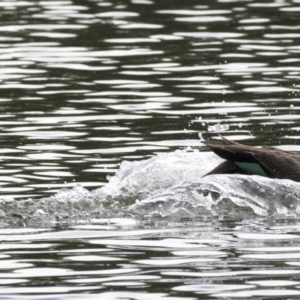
[204,135,300,182]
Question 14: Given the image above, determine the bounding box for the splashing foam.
[1,149,300,224]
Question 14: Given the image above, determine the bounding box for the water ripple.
[1,0,300,297]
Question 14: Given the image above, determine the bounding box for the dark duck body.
[204,136,300,182]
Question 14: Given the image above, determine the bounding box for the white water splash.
[1,149,300,225]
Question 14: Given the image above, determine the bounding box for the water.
[1,0,300,298]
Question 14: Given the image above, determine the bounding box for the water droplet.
[207,123,229,133]
[222,89,226,94]
[198,132,205,141]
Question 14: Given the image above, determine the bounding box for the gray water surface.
[1,0,300,298]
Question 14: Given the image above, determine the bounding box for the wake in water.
[1,148,300,226]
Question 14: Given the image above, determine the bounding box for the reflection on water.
[1,0,300,298]
[2,220,300,299]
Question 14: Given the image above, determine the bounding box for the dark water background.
[1,0,300,299]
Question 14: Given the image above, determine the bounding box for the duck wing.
[252,150,300,181]
[204,137,300,181]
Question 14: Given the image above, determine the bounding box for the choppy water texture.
[1,0,300,298]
